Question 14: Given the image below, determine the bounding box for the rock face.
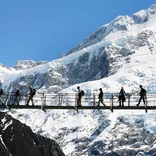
[132,4,156,24]
[65,4,156,56]
[0,4,156,156]
[67,47,110,84]
[1,5,156,94]
[75,114,156,156]
[7,63,69,94]
[0,112,65,156]
[14,60,48,70]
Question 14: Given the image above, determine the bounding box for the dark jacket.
[139,88,146,97]
[118,88,126,101]
[15,89,20,96]
[98,91,103,99]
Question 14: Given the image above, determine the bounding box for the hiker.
[98,88,106,106]
[118,86,126,106]
[137,85,146,106]
[77,86,84,106]
[0,88,4,105]
[26,86,36,106]
[13,88,20,105]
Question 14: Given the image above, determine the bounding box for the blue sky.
[0,0,155,67]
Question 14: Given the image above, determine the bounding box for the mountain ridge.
[0,112,65,156]
[64,4,156,56]
[0,4,156,156]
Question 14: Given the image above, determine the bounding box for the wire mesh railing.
[1,93,156,112]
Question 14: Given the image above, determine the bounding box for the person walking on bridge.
[12,88,20,105]
[77,86,85,106]
[98,88,106,106]
[137,85,147,106]
[118,86,126,106]
[26,86,36,106]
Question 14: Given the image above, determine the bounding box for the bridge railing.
[1,92,156,107]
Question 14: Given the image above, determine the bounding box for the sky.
[0,0,155,67]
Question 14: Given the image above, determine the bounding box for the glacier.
[0,4,156,155]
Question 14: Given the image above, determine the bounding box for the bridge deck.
[0,105,155,112]
[0,93,156,112]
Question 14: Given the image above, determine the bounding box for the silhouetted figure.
[118,87,126,106]
[13,88,20,105]
[26,86,36,106]
[137,85,146,106]
[98,88,106,106]
[0,88,4,105]
[77,86,83,106]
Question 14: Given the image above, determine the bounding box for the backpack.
[15,89,20,96]
[81,90,85,96]
[140,88,146,96]
[142,88,146,95]
[0,89,3,95]
[32,88,36,95]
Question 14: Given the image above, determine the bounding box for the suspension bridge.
[0,93,156,113]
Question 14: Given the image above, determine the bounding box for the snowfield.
[1,4,156,155]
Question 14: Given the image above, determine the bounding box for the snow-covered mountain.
[0,112,65,156]
[1,4,156,155]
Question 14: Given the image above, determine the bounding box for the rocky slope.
[0,4,156,156]
[0,4,155,94]
[0,112,65,156]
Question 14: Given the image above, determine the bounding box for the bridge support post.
[44,94,46,106]
[128,95,130,107]
[59,94,61,106]
[75,94,77,107]
[111,93,114,112]
[41,93,46,112]
[93,94,96,106]
[25,94,28,106]
[41,93,46,106]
